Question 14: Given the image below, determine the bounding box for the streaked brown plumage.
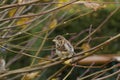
[53,35,75,59]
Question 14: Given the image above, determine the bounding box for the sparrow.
[53,35,75,59]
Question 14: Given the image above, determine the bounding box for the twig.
[0,0,40,9]
[48,65,68,80]
[7,73,24,80]
[0,45,53,61]
[6,38,38,68]
[96,70,120,80]
[30,32,48,65]
[79,62,95,78]
[80,64,119,79]
[75,7,120,47]
[69,28,93,42]
[0,0,77,22]
[63,66,75,80]
[116,74,120,80]
[0,60,62,78]
[73,33,120,63]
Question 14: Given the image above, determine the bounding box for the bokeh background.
[0,0,120,80]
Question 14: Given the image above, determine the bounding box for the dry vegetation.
[0,0,120,80]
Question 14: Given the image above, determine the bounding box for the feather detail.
[53,35,75,59]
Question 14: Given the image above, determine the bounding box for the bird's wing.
[64,40,74,53]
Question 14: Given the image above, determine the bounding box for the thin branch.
[79,62,95,78]
[0,45,53,61]
[0,0,77,22]
[63,66,75,80]
[75,7,120,47]
[48,65,68,80]
[0,60,62,78]
[80,64,119,79]
[116,74,120,80]
[96,70,120,80]
[0,0,40,9]
[73,33,120,63]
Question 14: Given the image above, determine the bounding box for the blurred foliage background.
[0,0,120,80]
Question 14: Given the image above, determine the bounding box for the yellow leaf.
[57,0,72,10]
[51,78,60,80]
[49,19,57,29]
[23,72,39,80]
[16,17,31,29]
[57,0,69,7]
[18,0,23,4]
[81,43,91,55]
[64,59,72,65]
[8,8,17,17]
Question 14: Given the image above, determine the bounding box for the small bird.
[53,35,75,59]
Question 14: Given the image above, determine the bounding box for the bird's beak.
[52,39,56,42]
